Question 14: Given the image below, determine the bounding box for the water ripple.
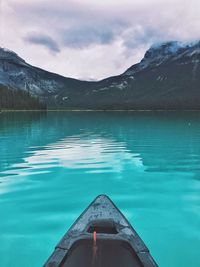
[0,111,200,267]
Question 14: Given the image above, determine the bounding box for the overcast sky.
[1,0,200,80]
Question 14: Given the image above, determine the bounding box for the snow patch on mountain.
[124,41,200,76]
[0,47,64,97]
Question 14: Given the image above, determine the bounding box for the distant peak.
[123,40,200,76]
[151,41,182,48]
[144,41,185,60]
[148,40,200,55]
[0,47,19,57]
[0,47,26,64]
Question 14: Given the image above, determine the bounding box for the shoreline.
[1,109,200,112]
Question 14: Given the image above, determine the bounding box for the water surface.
[0,111,200,267]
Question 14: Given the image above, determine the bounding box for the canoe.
[44,195,158,267]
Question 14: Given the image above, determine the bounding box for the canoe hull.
[44,195,158,267]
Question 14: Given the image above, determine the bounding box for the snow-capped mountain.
[124,41,200,76]
[1,41,200,109]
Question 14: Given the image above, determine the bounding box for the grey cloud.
[16,0,199,54]
[24,33,60,53]
[12,1,128,49]
[4,0,200,79]
[61,24,123,49]
[122,25,167,51]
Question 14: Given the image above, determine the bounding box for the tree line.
[0,85,46,110]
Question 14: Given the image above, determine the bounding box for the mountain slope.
[1,41,200,110]
[0,48,94,109]
[85,41,200,110]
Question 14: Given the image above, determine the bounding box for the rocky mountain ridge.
[0,41,200,109]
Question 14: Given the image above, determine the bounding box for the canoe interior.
[60,238,144,267]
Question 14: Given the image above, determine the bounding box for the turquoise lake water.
[0,111,200,267]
